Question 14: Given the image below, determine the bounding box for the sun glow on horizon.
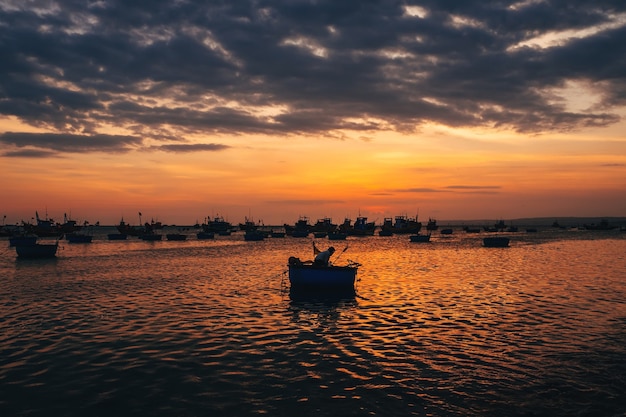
[2,118,626,225]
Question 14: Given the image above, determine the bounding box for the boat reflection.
[288,286,356,303]
[288,289,358,325]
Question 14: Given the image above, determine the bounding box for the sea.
[1,225,625,417]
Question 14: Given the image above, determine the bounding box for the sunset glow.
[1,1,625,226]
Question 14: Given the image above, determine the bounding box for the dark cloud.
[156,143,230,152]
[446,185,501,190]
[1,0,625,154]
[393,185,502,194]
[1,148,59,158]
[0,132,142,153]
[445,185,502,194]
[394,188,443,193]
[267,199,346,205]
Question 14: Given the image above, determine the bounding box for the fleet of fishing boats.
[4,214,624,248]
[4,210,624,296]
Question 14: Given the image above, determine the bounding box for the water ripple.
[0,232,625,416]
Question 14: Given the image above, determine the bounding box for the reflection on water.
[1,228,625,416]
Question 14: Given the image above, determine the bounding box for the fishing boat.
[201,216,234,234]
[107,233,127,240]
[483,236,510,247]
[196,231,215,239]
[311,218,337,234]
[340,216,376,236]
[328,232,348,240]
[379,215,421,235]
[66,233,93,243]
[287,257,359,290]
[116,218,144,236]
[379,218,394,236]
[9,234,37,247]
[15,242,58,258]
[58,213,83,234]
[140,232,162,241]
[22,211,63,237]
[409,233,431,243]
[284,216,312,237]
[244,230,265,241]
[426,218,438,231]
[583,219,617,230]
[238,216,260,232]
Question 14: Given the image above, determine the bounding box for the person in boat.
[313,246,335,266]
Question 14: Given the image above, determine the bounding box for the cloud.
[391,185,502,194]
[393,188,443,193]
[1,0,625,153]
[445,185,502,194]
[0,132,142,154]
[267,199,346,205]
[1,148,59,158]
[446,185,501,190]
[155,143,231,153]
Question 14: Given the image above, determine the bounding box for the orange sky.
[2,119,625,226]
[1,3,626,226]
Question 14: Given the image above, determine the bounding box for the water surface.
[1,228,625,416]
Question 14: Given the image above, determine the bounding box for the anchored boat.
[287,257,360,290]
[15,242,58,258]
[483,236,510,247]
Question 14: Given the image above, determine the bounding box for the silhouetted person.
[314,246,335,266]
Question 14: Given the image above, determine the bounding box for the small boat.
[291,230,310,237]
[409,233,431,243]
[107,233,128,240]
[494,220,507,231]
[284,216,312,236]
[140,233,162,241]
[196,231,215,239]
[66,233,93,243]
[15,242,58,258]
[116,218,144,236]
[378,215,421,235]
[440,228,453,235]
[201,216,234,234]
[328,232,348,240]
[583,219,617,231]
[9,235,37,247]
[166,233,187,241]
[239,216,260,231]
[244,230,265,241]
[310,218,337,234]
[344,216,377,236]
[287,257,359,290]
[483,237,510,247]
[426,218,438,231]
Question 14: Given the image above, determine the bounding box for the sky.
[1,0,626,226]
